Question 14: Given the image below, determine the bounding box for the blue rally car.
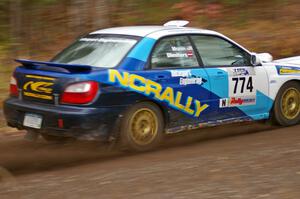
[4,21,300,151]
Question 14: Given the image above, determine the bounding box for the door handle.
[156,75,167,79]
[216,71,226,79]
[155,75,168,82]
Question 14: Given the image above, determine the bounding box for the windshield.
[51,35,138,68]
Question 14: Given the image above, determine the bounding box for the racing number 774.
[232,77,254,94]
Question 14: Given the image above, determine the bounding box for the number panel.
[229,68,256,97]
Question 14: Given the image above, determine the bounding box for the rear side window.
[191,35,251,67]
[151,36,198,68]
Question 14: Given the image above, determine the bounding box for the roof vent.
[163,20,189,27]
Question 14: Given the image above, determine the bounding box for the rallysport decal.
[219,96,256,108]
[108,69,209,117]
[276,65,300,75]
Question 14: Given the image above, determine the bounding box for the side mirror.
[258,53,273,63]
[250,53,261,66]
[250,53,273,66]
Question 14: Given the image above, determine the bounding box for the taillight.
[10,76,18,97]
[61,81,99,104]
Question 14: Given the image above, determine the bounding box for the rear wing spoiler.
[15,59,93,73]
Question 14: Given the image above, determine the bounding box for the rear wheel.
[120,102,164,152]
[272,82,300,126]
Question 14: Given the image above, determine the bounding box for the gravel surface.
[0,123,299,199]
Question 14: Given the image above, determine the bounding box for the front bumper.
[3,98,126,140]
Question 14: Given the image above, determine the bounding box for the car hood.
[274,56,300,66]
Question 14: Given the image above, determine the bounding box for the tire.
[119,102,164,152]
[272,81,300,126]
[41,133,75,143]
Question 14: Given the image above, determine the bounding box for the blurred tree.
[9,0,22,56]
[0,0,298,64]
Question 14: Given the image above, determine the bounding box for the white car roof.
[90,26,221,39]
[90,24,251,54]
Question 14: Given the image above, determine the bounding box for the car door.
[190,35,270,121]
[148,35,211,127]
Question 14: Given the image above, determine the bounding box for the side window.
[191,35,251,67]
[151,36,199,68]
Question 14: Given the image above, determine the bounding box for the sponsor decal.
[171,46,193,51]
[23,81,54,94]
[170,70,206,86]
[219,98,229,108]
[219,96,256,108]
[276,65,300,75]
[179,77,203,86]
[166,52,190,58]
[25,75,55,81]
[170,70,192,77]
[108,70,209,117]
[167,46,194,58]
[80,38,136,44]
[186,50,194,58]
[23,92,53,100]
[232,68,250,76]
[23,75,54,100]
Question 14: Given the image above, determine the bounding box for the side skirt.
[165,113,270,134]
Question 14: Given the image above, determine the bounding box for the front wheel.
[119,102,164,152]
[272,81,300,126]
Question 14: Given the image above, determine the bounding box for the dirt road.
[0,123,299,199]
